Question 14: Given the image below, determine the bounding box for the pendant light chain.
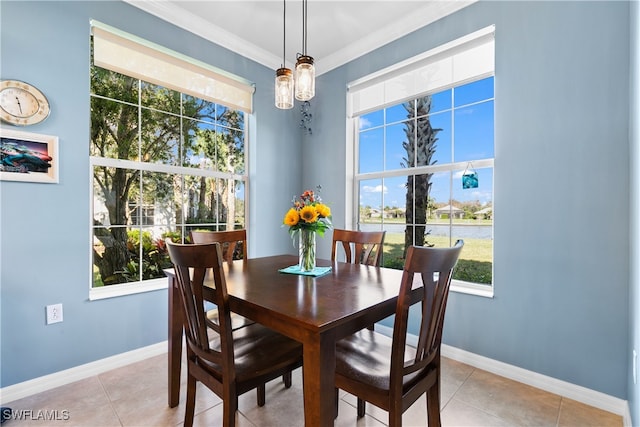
[302,0,307,55]
[275,0,294,109]
[283,0,287,66]
[294,0,315,101]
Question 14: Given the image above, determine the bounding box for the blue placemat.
[278,265,332,277]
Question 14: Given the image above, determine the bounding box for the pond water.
[360,223,492,240]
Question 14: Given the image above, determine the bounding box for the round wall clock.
[0,80,51,126]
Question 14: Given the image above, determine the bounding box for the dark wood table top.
[220,255,406,337]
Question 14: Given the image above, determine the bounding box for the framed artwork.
[0,128,59,183]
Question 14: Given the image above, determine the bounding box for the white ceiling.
[124,0,476,75]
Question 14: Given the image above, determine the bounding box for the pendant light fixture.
[295,0,315,101]
[275,0,294,109]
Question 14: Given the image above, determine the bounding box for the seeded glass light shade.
[295,55,315,101]
[275,67,294,109]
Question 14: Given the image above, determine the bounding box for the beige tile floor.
[3,354,622,427]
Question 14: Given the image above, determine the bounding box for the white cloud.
[362,184,387,194]
[470,190,492,203]
[359,117,372,130]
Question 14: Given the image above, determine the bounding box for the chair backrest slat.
[331,229,386,266]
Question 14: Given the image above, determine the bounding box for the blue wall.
[309,1,631,400]
[0,0,635,418]
[0,0,299,388]
[629,0,640,423]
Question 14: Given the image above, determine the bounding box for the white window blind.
[348,26,494,117]
[91,20,255,113]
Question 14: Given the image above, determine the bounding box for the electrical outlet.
[46,304,63,324]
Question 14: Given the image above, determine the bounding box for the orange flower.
[283,188,332,237]
[299,205,319,223]
[301,190,315,202]
[283,208,300,226]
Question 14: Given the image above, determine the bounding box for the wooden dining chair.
[334,240,464,427]
[190,229,247,262]
[190,229,293,388]
[331,229,386,266]
[166,240,303,427]
[190,229,254,332]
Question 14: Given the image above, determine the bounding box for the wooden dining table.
[166,254,417,427]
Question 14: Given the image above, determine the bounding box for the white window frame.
[89,115,249,302]
[89,23,251,301]
[346,26,495,298]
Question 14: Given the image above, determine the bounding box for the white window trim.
[451,279,494,298]
[91,156,247,182]
[89,23,250,299]
[89,277,167,301]
[346,26,495,298]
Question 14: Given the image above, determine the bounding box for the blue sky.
[358,77,494,209]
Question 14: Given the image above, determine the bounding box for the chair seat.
[204,322,302,384]
[206,309,254,331]
[335,329,419,392]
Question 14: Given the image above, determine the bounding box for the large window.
[348,27,494,295]
[90,23,250,299]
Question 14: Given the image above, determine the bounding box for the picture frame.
[0,128,59,183]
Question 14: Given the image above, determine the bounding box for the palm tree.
[402,97,441,256]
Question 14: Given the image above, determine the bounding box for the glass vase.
[298,229,316,272]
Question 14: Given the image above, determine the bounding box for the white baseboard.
[0,341,167,405]
[624,402,633,427]
[440,344,628,415]
[374,325,631,424]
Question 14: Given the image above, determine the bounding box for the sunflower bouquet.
[283,188,332,237]
[283,188,332,271]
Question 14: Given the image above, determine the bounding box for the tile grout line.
[96,373,125,427]
[442,362,477,412]
[555,397,564,427]
[445,366,516,426]
[236,403,260,427]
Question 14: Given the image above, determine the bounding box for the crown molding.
[123,0,475,76]
[123,0,284,70]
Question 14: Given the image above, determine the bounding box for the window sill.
[88,276,492,300]
[89,277,168,301]
[450,279,494,298]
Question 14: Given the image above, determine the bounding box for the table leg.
[302,331,336,427]
[168,276,183,407]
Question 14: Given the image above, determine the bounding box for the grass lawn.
[381,232,492,284]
